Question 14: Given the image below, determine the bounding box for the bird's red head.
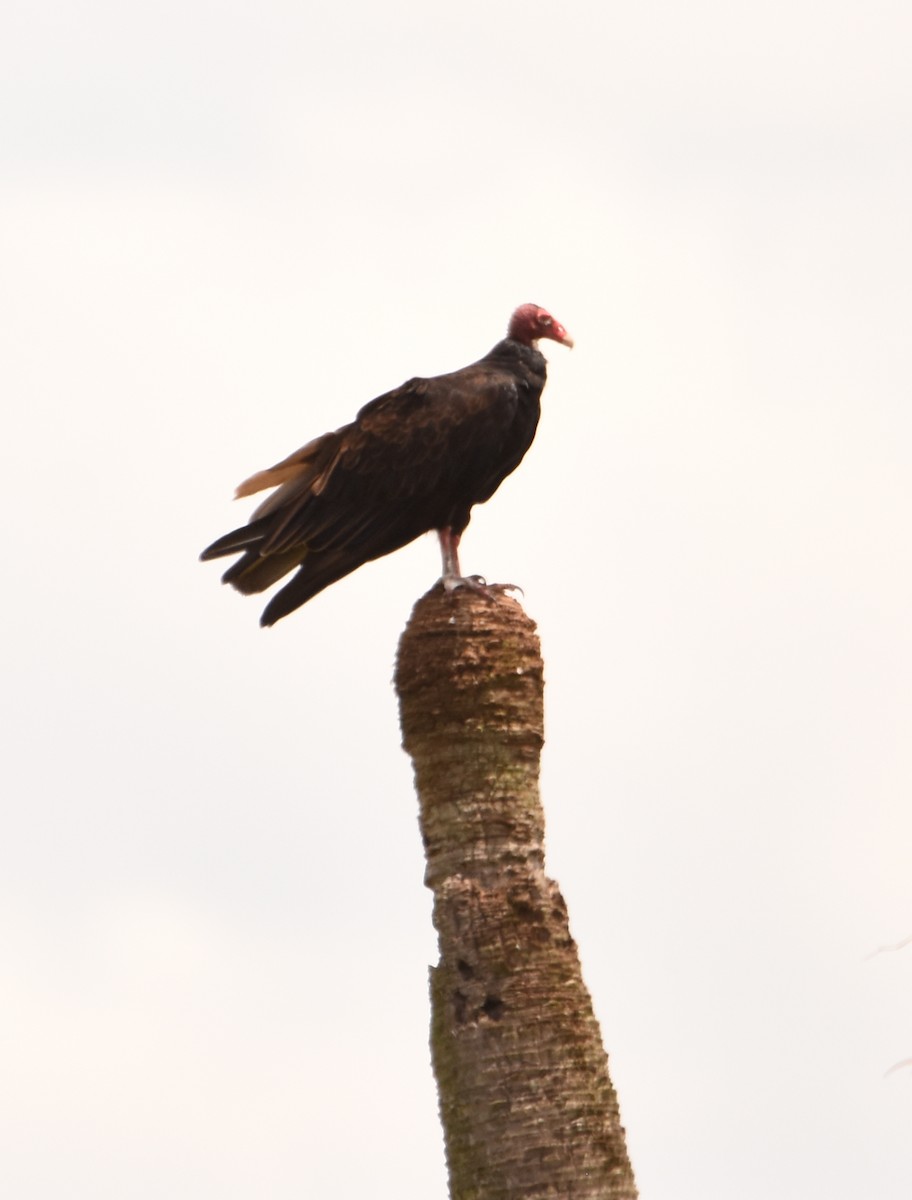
[507,303,574,349]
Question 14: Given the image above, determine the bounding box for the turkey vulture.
[200,303,573,625]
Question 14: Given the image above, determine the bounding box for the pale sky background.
[2,1,911,1197]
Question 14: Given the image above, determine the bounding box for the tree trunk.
[395,585,637,1200]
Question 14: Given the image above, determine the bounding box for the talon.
[441,574,522,600]
[438,529,522,600]
[441,574,490,596]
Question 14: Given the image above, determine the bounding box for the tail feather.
[221,545,308,594]
[260,556,355,626]
[202,514,309,595]
[199,517,271,561]
[201,424,410,621]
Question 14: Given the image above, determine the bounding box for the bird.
[200,302,573,625]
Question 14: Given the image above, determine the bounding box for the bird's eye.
[538,313,553,327]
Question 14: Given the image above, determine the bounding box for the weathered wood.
[396,585,637,1200]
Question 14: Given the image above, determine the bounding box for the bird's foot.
[442,574,524,599]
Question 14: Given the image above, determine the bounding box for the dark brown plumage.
[200,303,573,625]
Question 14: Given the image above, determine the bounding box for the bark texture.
[396,585,637,1200]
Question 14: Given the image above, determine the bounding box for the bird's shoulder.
[353,348,534,436]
